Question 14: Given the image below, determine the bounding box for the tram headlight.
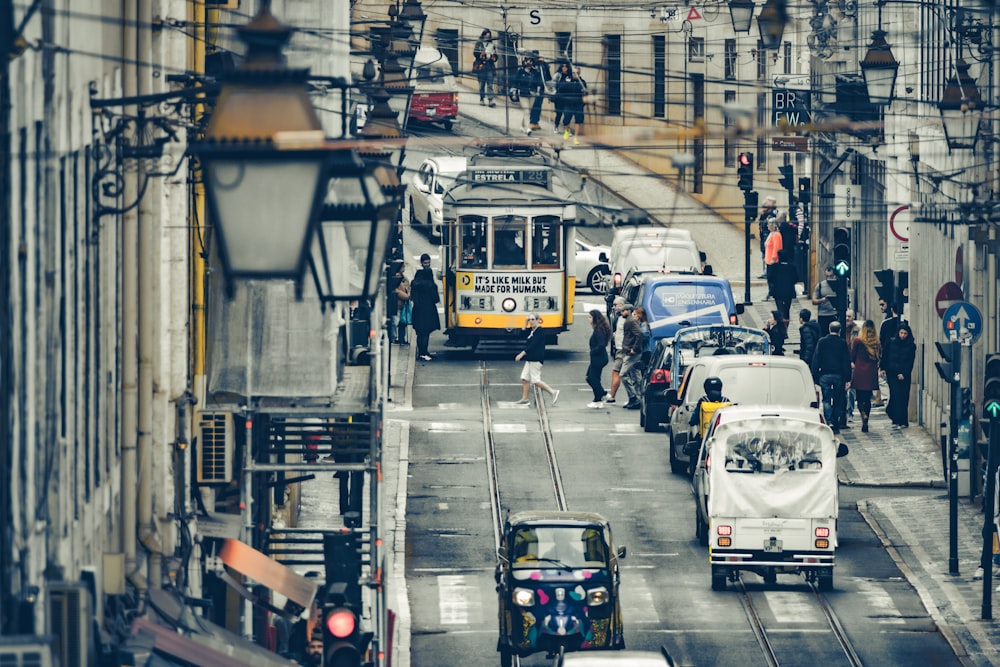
[512,588,535,607]
[501,297,517,312]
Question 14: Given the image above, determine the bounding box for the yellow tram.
[440,141,588,349]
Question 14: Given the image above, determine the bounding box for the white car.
[575,238,611,294]
[408,156,467,240]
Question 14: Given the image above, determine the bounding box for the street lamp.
[860,30,899,106]
[193,6,330,297]
[938,59,982,151]
[728,0,755,34]
[757,0,787,51]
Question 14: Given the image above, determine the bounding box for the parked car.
[555,648,676,666]
[611,273,744,346]
[697,416,846,591]
[665,355,820,475]
[638,325,770,433]
[408,47,459,131]
[575,237,611,294]
[497,511,626,666]
[408,155,467,240]
[693,405,828,547]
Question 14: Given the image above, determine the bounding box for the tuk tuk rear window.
[721,429,825,474]
[510,525,608,568]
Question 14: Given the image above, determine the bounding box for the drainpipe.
[1,0,14,633]
[121,0,141,584]
[136,0,163,589]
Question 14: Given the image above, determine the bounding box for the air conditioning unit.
[198,411,234,484]
[0,636,53,667]
[48,583,94,667]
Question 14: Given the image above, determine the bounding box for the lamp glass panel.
[208,158,322,274]
[941,110,977,148]
[862,66,896,105]
[314,221,354,296]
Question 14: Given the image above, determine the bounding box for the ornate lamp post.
[939,59,982,151]
[860,30,899,106]
[728,0,755,34]
[757,0,787,50]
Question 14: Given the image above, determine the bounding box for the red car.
[408,47,459,131]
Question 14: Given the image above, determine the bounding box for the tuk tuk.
[704,417,843,591]
[496,511,626,665]
[408,47,459,130]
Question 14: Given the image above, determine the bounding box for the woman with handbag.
[388,261,411,345]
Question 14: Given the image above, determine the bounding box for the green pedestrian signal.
[986,400,1000,419]
[985,353,1000,421]
[833,227,850,278]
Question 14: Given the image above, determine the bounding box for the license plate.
[764,539,783,553]
[427,107,436,116]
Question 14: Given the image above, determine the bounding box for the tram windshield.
[531,215,561,269]
[493,215,527,268]
[459,215,488,269]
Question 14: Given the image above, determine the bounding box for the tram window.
[493,216,527,268]
[460,215,488,268]
[531,216,561,268]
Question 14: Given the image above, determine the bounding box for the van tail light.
[729,314,738,324]
[452,93,458,103]
[815,527,830,538]
[650,369,670,384]
[716,525,732,536]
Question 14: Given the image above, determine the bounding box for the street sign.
[942,301,983,344]
[772,136,808,152]
[935,281,963,318]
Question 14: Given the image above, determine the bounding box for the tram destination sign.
[470,168,550,187]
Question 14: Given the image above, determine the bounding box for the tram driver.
[495,231,526,267]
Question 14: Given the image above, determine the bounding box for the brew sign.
[772,89,811,129]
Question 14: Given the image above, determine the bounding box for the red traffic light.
[325,608,358,639]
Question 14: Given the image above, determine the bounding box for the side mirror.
[702,264,713,275]
[497,546,509,563]
[837,443,849,458]
[735,303,745,315]
[810,400,819,409]
[699,251,707,262]
[665,389,679,406]
[617,546,627,559]
[598,251,609,263]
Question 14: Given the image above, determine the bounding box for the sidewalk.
[390,85,1000,665]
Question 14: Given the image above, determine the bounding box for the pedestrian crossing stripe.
[687,7,702,20]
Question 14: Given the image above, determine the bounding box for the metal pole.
[744,190,752,305]
[949,338,961,575]
[981,421,999,619]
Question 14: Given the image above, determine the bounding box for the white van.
[601,228,708,289]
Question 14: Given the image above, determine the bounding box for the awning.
[130,618,300,667]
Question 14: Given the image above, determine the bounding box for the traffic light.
[798,177,811,207]
[743,190,759,222]
[896,270,909,315]
[778,164,795,194]
[322,584,365,667]
[984,353,1000,422]
[874,269,895,310]
[737,152,754,191]
[324,531,362,609]
[959,387,973,421]
[935,341,958,384]
[833,227,851,278]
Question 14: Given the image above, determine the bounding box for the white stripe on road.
[438,574,482,625]
[764,591,825,624]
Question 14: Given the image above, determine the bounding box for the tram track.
[736,577,863,667]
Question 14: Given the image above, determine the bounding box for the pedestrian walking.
[552,62,571,131]
[843,308,859,419]
[410,254,440,361]
[797,308,821,364]
[528,51,552,131]
[757,197,778,276]
[555,65,587,141]
[771,249,798,322]
[811,321,852,433]
[472,29,498,107]
[620,304,644,409]
[881,322,915,429]
[633,306,652,354]
[811,266,840,335]
[586,309,612,407]
[874,298,899,407]
[764,218,782,299]
[606,297,627,403]
[851,320,881,433]
[387,261,410,345]
[514,313,559,405]
[764,309,787,356]
[512,58,536,135]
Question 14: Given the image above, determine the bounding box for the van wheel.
[443,119,454,132]
[711,567,727,591]
[669,437,686,475]
[818,570,833,592]
[695,512,708,547]
[763,569,777,585]
[500,646,513,667]
[408,199,417,228]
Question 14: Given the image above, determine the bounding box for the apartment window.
[555,32,573,62]
[653,35,665,118]
[724,39,736,80]
[756,92,767,168]
[724,90,736,165]
[604,34,622,116]
[783,41,792,74]
[688,36,705,63]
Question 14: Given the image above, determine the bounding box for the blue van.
[619,272,744,351]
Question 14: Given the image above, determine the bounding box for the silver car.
[575,237,611,294]
[408,155,467,240]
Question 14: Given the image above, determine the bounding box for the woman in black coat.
[585,309,612,406]
[410,260,440,361]
[881,322,916,428]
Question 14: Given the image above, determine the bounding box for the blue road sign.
[942,301,983,344]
